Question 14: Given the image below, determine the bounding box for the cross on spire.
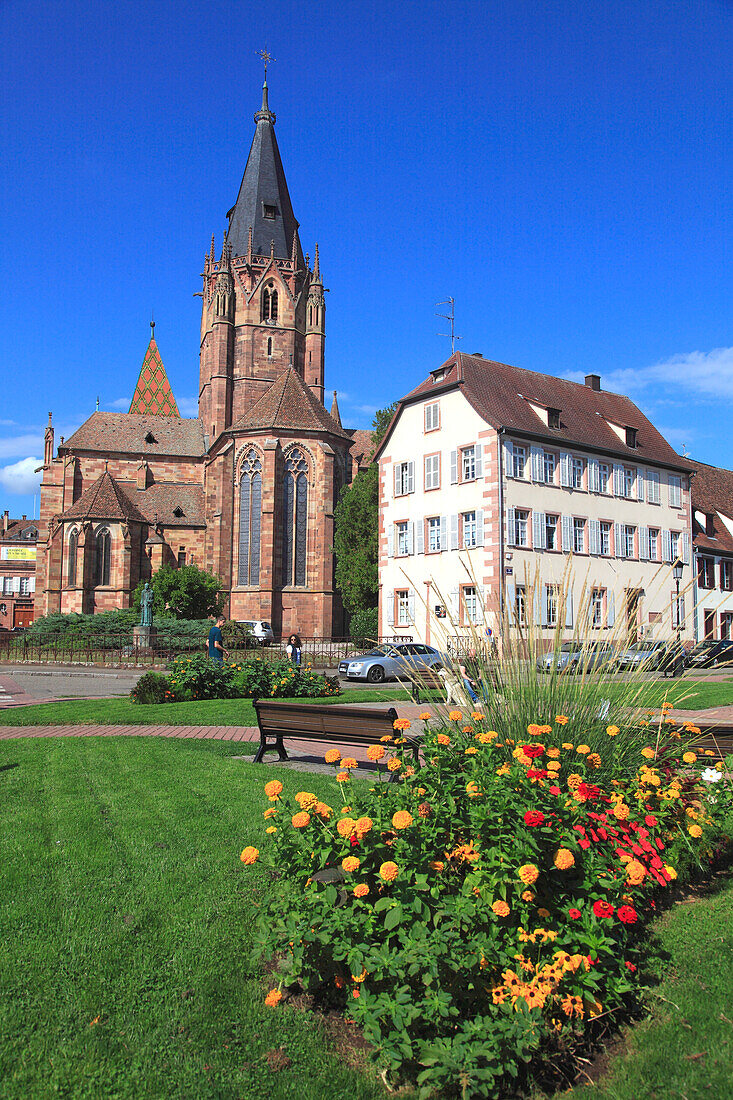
[259,49,275,79]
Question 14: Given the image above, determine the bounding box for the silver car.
[338,643,443,684]
[237,620,275,646]
[614,640,671,671]
[537,642,614,673]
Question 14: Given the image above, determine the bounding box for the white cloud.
[0,457,42,495]
[564,347,733,401]
[108,397,130,410]
[0,434,43,459]
[177,397,199,417]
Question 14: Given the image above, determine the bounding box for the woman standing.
[286,633,302,666]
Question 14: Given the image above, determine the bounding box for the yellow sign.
[1,547,36,561]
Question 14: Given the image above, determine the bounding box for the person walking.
[206,614,229,664]
[286,633,302,666]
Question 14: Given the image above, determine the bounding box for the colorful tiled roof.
[230,368,350,438]
[129,337,180,417]
[383,352,693,471]
[63,413,206,457]
[689,460,733,556]
[61,471,148,524]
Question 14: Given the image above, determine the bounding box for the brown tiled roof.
[390,352,693,471]
[230,368,350,438]
[346,428,375,465]
[129,337,180,416]
[1,519,39,542]
[61,471,149,523]
[689,460,733,556]
[132,484,206,528]
[63,412,206,458]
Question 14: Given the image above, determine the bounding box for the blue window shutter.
[561,514,572,553]
[541,585,549,627]
[393,464,400,497]
[662,529,672,563]
[533,511,545,550]
[407,461,415,493]
[475,509,484,546]
[560,452,571,487]
[450,514,459,550]
[588,458,600,493]
[531,446,543,482]
[505,580,515,623]
[450,450,458,484]
[589,518,600,555]
[503,441,513,476]
[614,522,623,558]
[416,521,425,555]
[606,591,615,627]
[506,507,515,547]
[639,526,649,561]
[636,468,645,501]
[386,592,394,625]
[407,593,415,622]
[474,445,483,478]
[440,516,447,551]
[449,587,460,616]
[565,589,574,627]
[407,520,414,555]
[681,532,690,564]
[613,464,624,496]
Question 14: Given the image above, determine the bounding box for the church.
[35,79,371,637]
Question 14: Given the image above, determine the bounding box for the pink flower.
[568,908,582,920]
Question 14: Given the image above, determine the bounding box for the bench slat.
[252,699,413,764]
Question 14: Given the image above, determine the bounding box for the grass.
[0,679,731,727]
[0,736,388,1100]
[566,867,733,1100]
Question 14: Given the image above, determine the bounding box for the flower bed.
[130,653,340,703]
[241,708,733,1098]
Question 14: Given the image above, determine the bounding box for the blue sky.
[0,0,730,517]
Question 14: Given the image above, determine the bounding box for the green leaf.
[384,904,403,931]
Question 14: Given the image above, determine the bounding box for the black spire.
[226,82,303,265]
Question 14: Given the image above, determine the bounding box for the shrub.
[349,607,378,648]
[244,709,733,1097]
[132,564,223,619]
[229,658,341,700]
[130,671,172,705]
[166,653,238,700]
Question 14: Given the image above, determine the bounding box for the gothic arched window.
[68,528,78,587]
[238,449,262,586]
[282,448,308,587]
[267,336,273,358]
[95,527,111,586]
[261,284,278,322]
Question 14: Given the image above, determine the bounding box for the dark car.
[338,643,443,684]
[686,639,733,669]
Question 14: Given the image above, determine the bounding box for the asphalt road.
[0,666,143,700]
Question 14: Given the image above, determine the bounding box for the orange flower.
[324,748,341,764]
[337,816,355,837]
[437,733,451,745]
[379,861,399,882]
[263,807,277,819]
[554,848,575,870]
[265,826,277,835]
[295,791,318,808]
[492,899,510,917]
[562,742,574,751]
[428,860,445,871]
[448,710,463,722]
[567,773,583,789]
[641,747,656,760]
[292,812,311,829]
[606,725,620,737]
[688,824,702,838]
[576,744,590,755]
[393,717,412,731]
[392,810,414,830]
[555,715,570,725]
[354,816,373,838]
[547,747,561,759]
[518,863,539,885]
[521,890,535,902]
[341,856,360,872]
[314,802,332,819]
[539,725,553,735]
[682,751,697,764]
[526,723,542,737]
[466,781,482,797]
[240,846,259,864]
[264,780,283,799]
[626,859,647,885]
[336,771,350,782]
[462,725,474,734]
[418,711,432,720]
[353,883,369,898]
[367,744,386,762]
[465,746,478,755]
[537,907,551,919]
[496,762,511,776]
[587,753,602,769]
[387,757,402,772]
[471,711,485,721]
[613,802,630,820]
[546,761,561,772]
[264,989,282,1007]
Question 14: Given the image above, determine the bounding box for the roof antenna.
[436,298,462,354]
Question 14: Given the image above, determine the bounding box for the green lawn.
[0,679,731,727]
[0,736,388,1100]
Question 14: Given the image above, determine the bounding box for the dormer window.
[145,431,157,445]
[173,506,184,519]
[263,203,277,220]
[706,513,716,538]
[431,369,445,384]
[547,408,561,430]
[625,426,638,448]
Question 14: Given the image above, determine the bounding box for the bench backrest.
[254,700,399,744]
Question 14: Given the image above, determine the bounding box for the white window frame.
[462,585,480,625]
[670,530,680,562]
[394,461,414,497]
[573,517,585,554]
[424,402,440,432]
[571,456,584,489]
[461,446,477,482]
[623,467,634,498]
[669,475,682,509]
[396,589,410,627]
[543,451,556,484]
[515,509,529,547]
[600,521,612,556]
[590,588,604,628]
[427,517,442,553]
[19,577,30,596]
[396,521,410,557]
[424,453,440,490]
[648,528,659,561]
[647,469,661,504]
[545,513,558,550]
[599,462,610,493]
[515,584,527,624]
[462,511,477,548]
[624,525,636,559]
[546,585,558,628]
[512,444,526,479]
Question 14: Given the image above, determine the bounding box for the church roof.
[63,412,206,458]
[129,334,180,416]
[231,367,350,438]
[226,83,303,264]
[61,470,148,524]
[346,428,375,466]
[133,484,206,528]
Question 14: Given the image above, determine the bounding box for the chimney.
[2,510,8,535]
[585,374,601,391]
[472,352,483,358]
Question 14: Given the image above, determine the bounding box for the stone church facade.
[35,81,371,637]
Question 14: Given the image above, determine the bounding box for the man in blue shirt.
[207,615,228,664]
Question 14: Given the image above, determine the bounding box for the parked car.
[536,642,615,674]
[338,643,443,683]
[613,640,674,672]
[236,620,275,646]
[685,639,733,669]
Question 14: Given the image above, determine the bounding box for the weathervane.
[259,49,275,79]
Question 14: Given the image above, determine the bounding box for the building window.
[590,588,604,628]
[670,531,680,562]
[647,469,661,503]
[622,467,634,498]
[261,285,278,322]
[548,408,561,430]
[721,611,733,640]
[462,585,480,625]
[721,560,732,591]
[599,462,610,493]
[546,585,559,627]
[427,516,443,553]
[424,453,440,490]
[95,528,111,586]
[698,556,715,589]
[238,449,262,585]
[461,446,477,481]
[623,525,636,559]
[571,457,584,489]
[282,448,308,587]
[394,461,414,496]
[462,511,477,548]
[19,577,30,596]
[545,513,558,550]
[515,584,526,624]
[573,517,586,554]
[2,577,11,596]
[648,528,659,561]
[543,451,556,483]
[267,336,273,358]
[600,521,612,556]
[263,203,277,219]
[396,521,410,557]
[512,444,526,479]
[396,589,410,627]
[514,509,529,547]
[424,402,440,431]
[669,475,682,509]
[176,550,186,569]
[68,529,78,586]
[625,426,638,448]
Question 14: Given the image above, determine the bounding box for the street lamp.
[672,562,684,678]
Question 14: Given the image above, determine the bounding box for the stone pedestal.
[133,625,157,651]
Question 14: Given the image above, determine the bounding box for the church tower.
[199,79,325,438]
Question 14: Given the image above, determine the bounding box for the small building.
[689,460,733,641]
[376,352,695,646]
[0,511,38,628]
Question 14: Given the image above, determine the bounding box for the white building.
[376,353,694,647]
[690,461,733,642]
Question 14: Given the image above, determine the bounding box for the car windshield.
[366,647,393,657]
[559,643,576,652]
[694,641,717,650]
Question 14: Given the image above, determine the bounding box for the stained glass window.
[68,529,78,586]
[282,449,308,586]
[95,528,110,586]
[238,450,262,585]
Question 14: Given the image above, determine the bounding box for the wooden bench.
[409,669,445,705]
[252,699,422,766]
[689,723,733,764]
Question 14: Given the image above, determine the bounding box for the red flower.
[350,836,360,847]
[617,905,638,924]
[577,782,601,801]
[578,838,591,850]
[625,961,637,972]
[592,900,615,919]
[549,785,561,796]
[644,815,658,827]
[522,745,544,759]
[655,838,665,851]
[586,955,599,967]
[523,810,545,827]
[526,768,549,780]
[568,907,582,920]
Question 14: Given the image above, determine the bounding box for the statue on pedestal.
[140,582,154,627]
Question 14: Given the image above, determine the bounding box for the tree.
[333,403,398,616]
[133,563,223,620]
